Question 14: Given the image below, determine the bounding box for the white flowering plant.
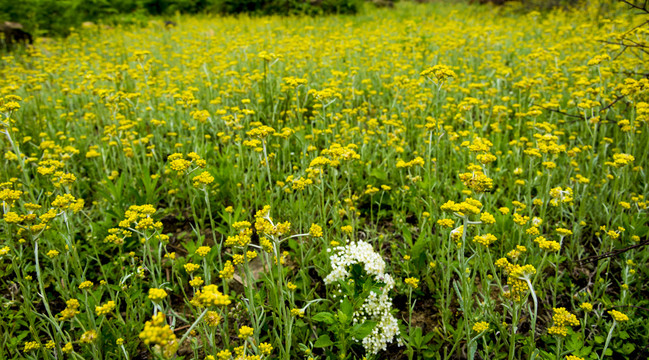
[313,241,401,358]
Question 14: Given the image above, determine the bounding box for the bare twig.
[577,238,649,265]
[173,324,191,332]
[541,94,626,123]
[616,70,649,78]
[612,305,649,312]
[620,0,649,13]
[599,95,625,113]
[539,106,585,120]
[604,2,649,64]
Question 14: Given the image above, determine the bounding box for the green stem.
[599,321,616,360]
[178,308,209,346]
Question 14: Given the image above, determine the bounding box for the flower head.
[608,309,629,322]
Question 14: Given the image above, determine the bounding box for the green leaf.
[618,330,629,340]
[16,332,28,342]
[594,335,604,344]
[411,326,423,340]
[566,332,582,349]
[312,312,336,325]
[288,238,299,253]
[369,168,387,181]
[423,349,438,359]
[604,348,612,356]
[402,226,413,247]
[295,319,306,328]
[314,334,334,348]
[621,343,635,355]
[337,309,348,324]
[423,331,435,343]
[577,346,592,356]
[341,299,353,319]
[351,321,377,340]
[468,341,478,360]
[412,235,428,263]
[635,225,649,237]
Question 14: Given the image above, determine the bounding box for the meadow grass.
[0,1,648,359]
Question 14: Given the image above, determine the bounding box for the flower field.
[1,1,648,359]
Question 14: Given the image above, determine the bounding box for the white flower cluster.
[324,241,401,354]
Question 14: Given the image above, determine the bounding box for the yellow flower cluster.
[506,245,527,260]
[4,212,23,223]
[320,143,361,167]
[495,258,536,301]
[473,233,497,247]
[458,171,494,193]
[565,356,585,360]
[190,284,231,307]
[253,206,291,237]
[472,321,489,333]
[225,227,252,247]
[404,277,419,289]
[450,225,465,244]
[480,212,495,224]
[168,152,206,174]
[548,308,579,337]
[465,137,493,153]
[238,325,254,338]
[420,64,457,82]
[219,261,235,279]
[440,198,483,216]
[0,189,22,209]
[184,263,200,273]
[205,311,222,327]
[51,194,84,213]
[608,309,629,322]
[139,313,178,356]
[148,288,168,302]
[81,330,98,343]
[396,156,425,168]
[259,342,273,355]
[437,218,455,228]
[195,246,211,257]
[78,281,93,290]
[607,153,635,168]
[23,341,40,352]
[118,204,162,231]
[217,349,232,360]
[534,236,561,252]
[549,187,573,206]
[104,227,132,245]
[192,171,214,188]
[246,125,276,139]
[95,300,116,316]
[513,213,529,226]
[190,276,204,287]
[579,302,593,312]
[309,223,323,237]
[0,246,10,256]
[36,159,65,176]
[0,94,22,112]
[281,175,314,192]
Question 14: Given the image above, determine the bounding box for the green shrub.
[209,0,362,16]
[0,0,362,37]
